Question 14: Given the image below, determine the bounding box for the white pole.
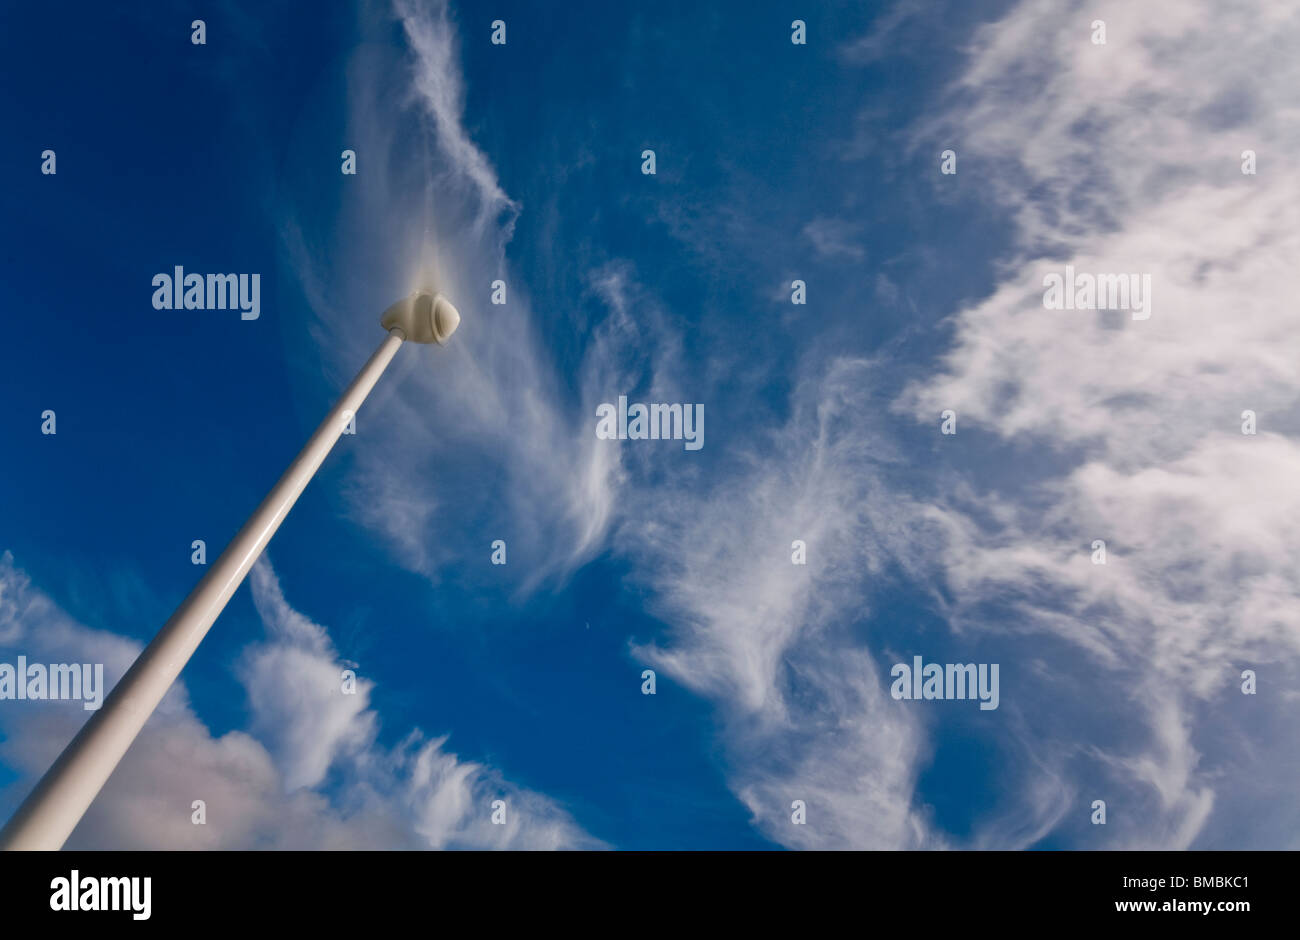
[0,328,407,850]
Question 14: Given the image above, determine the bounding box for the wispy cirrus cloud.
[624,359,942,849]
[612,0,1300,850]
[891,0,1300,848]
[393,0,518,235]
[278,0,656,591]
[802,217,866,261]
[270,0,1300,851]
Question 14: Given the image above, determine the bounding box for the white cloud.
[803,217,867,261]
[268,0,1300,851]
[625,360,941,849]
[891,0,1300,847]
[394,0,518,234]
[278,0,643,590]
[241,560,377,791]
[838,0,935,66]
[0,551,600,849]
[618,0,1300,851]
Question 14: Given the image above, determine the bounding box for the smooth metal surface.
[0,329,406,850]
[380,289,460,345]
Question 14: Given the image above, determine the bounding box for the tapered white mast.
[0,291,460,850]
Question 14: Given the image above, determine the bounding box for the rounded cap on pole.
[380,290,461,344]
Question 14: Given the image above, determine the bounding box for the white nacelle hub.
[380,290,461,344]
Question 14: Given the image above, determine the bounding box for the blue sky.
[1,0,1298,849]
